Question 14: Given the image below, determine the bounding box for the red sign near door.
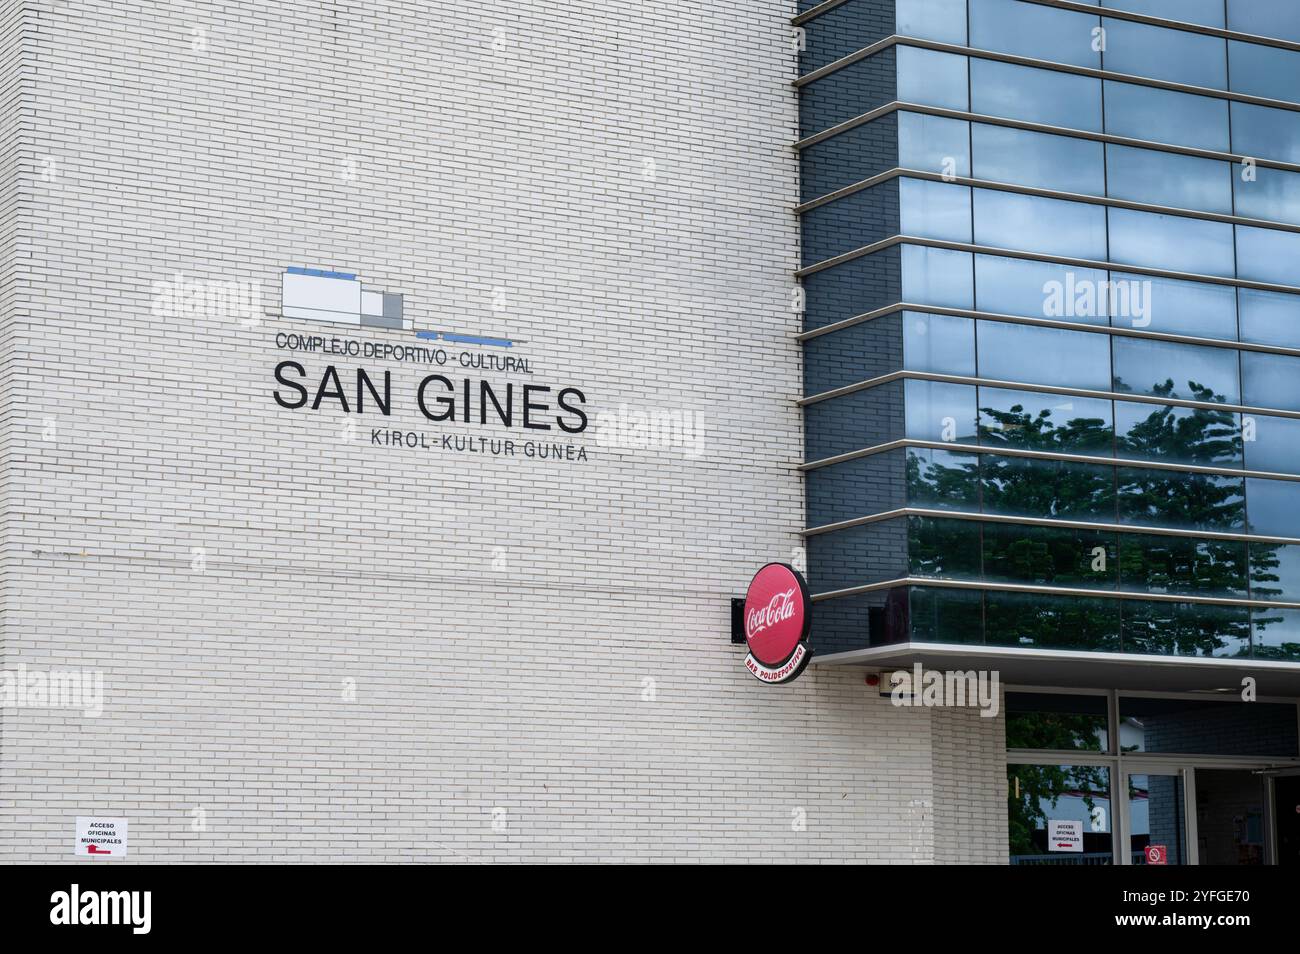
[1145,844,1168,865]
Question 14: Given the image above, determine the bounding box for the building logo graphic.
[281,266,409,330]
[742,563,813,685]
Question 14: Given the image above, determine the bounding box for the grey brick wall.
[0,0,1006,863]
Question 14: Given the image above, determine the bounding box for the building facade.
[1,0,1298,865]
[796,0,1300,864]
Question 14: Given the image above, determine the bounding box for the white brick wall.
[0,0,1006,862]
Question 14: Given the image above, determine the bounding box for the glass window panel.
[1122,600,1251,657]
[1253,607,1300,661]
[974,190,1108,259]
[900,177,972,242]
[905,378,978,442]
[978,385,1114,453]
[1103,0,1223,28]
[1118,696,1299,756]
[978,321,1112,391]
[1112,337,1241,404]
[972,59,1103,132]
[983,522,1117,589]
[898,111,971,177]
[970,0,1100,68]
[1228,1,1300,43]
[907,446,981,510]
[898,45,970,111]
[976,255,1110,325]
[973,123,1105,195]
[897,0,969,44]
[1243,351,1300,413]
[1236,224,1300,285]
[1247,476,1300,537]
[1118,533,1249,598]
[1115,401,1242,467]
[1244,413,1300,475]
[1103,18,1227,89]
[987,591,1122,650]
[1008,763,1113,865]
[1109,208,1235,277]
[1004,692,1109,752]
[1104,81,1229,153]
[902,244,974,308]
[1229,40,1300,103]
[903,310,976,375]
[1105,144,1232,214]
[1108,272,1236,340]
[1234,165,1300,227]
[909,516,983,578]
[908,585,985,643]
[1238,287,1300,350]
[1118,468,1246,531]
[1251,542,1300,604]
[981,456,1117,521]
[1231,101,1300,166]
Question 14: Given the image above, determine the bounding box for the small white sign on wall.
[1047,819,1083,853]
[74,817,128,858]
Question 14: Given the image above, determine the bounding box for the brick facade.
[0,0,1008,863]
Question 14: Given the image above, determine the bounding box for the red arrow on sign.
[86,844,112,854]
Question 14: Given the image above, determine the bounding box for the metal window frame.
[793,0,1300,55]
[798,367,1300,424]
[796,235,1300,298]
[796,35,1300,117]
[807,573,1300,610]
[801,505,1300,548]
[798,300,1300,361]
[799,167,1300,237]
[797,101,1300,176]
[1005,687,1300,864]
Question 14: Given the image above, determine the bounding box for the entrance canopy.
[813,642,1300,696]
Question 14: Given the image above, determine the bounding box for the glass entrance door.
[1194,769,1266,865]
[1125,769,1189,865]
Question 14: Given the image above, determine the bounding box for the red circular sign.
[743,563,811,667]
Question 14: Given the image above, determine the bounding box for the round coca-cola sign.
[742,563,813,685]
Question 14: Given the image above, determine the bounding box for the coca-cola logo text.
[746,588,797,640]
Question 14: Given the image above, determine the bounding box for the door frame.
[1119,762,1196,866]
[1262,768,1300,865]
